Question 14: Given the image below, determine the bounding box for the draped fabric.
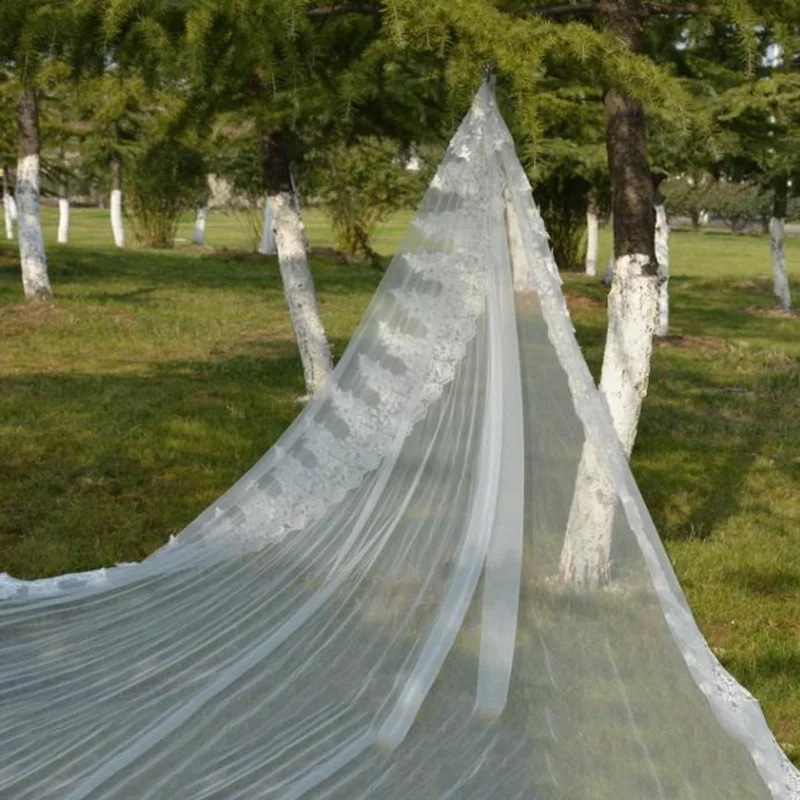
[2,84,798,800]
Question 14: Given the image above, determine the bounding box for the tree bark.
[261,130,333,397]
[559,4,660,589]
[15,88,52,302]
[2,166,14,240]
[110,155,125,248]
[585,190,599,276]
[193,204,208,245]
[770,178,792,310]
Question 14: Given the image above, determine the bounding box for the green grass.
[1,208,798,766]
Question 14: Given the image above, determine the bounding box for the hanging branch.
[518,2,708,18]
[642,2,704,13]
[518,3,601,16]
[305,1,711,22]
[306,4,383,17]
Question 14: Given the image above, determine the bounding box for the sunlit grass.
[0,208,797,764]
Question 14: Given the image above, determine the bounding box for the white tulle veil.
[1,83,798,799]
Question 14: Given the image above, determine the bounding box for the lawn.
[1,206,798,766]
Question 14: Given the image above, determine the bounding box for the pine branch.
[517,3,601,17]
[518,2,709,18]
[305,1,711,22]
[642,2,705,14]
[306,4,383,17]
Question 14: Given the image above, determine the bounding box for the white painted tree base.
[193,205,208,245]
[258,199,276,255]
[560,253,659,588]
[111,189,125,248]
[58,198,70,244]
[603,252,615,285]
[3,192,13,240]
[585,209,599,276]
[16,154,52,301]
[769,217,792,310]
[655,204,670,336]
[271,192,333,397]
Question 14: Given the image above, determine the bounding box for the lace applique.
[707,653,757,711]
[780,757,800,796]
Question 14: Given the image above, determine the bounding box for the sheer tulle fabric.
[1,85,797,799]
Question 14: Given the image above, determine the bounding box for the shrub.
[127,140,207,249]
[533,172,590,272]
[306,137,433,266]
[209,140,265,251]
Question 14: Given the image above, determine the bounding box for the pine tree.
[715,72,800,310]
[78,72,152,249]
[0,78,18,241]
[38,60,82,245]
[0,0,103,300]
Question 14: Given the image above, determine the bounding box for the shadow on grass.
[561,273,799,545]
[723,565,800,597]
[634,352,798,542]
[0,244,384,303]
[0,350,307,580]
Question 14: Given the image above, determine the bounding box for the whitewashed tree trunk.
[769,217,792,310]
[603,252,615,285]
[655,204,670,336]
[57,197,70,244]
[110,157,125,248]
[9,193,18,221]
[3,193,13,240]
[17,154,52,301]
[559,254,659,589]
[193,204,208,245]
[258,198,276,255]
[290,172,310,252]
[16,89,52,302]
[270,191,332,397]
[110,189,124,248]
[2,167,14,240]
[598,254,660,457]
[585,196,599,276]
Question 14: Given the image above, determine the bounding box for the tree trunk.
[654,178,670,336]
[57,177,70,245]
[2,166,14,240]
[585,190,599,276]
[110,156,125,248]
[603,251,615,285]
[193,204,208,245]
[257,197,276,255]
[15,88,52,302]
[559,71,660,589]
[261,130,332,397]
[770,178,792,310]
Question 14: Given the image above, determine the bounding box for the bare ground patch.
[741,305,799,319]
[0,302,74,330]
[564,292,604,314]
[654,333,726,352]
